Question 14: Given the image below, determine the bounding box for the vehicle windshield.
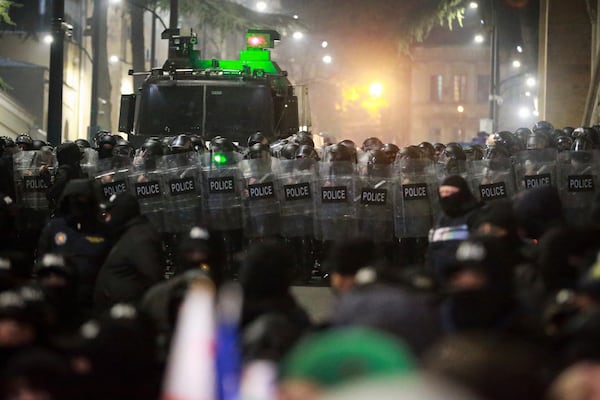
[136,81,274,143]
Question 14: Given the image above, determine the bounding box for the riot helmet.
[381,143,400,164]
[526,129,549,150]
[397,145,422,161]
[439,142,466,174]
[571,135,594,152]
[418,141,435,161]
[533,120,554,135]
[514,127,532,149]
[139,139,163,170]
[296,145,319,161]
[572,127,599,148]
[361,137,383,152]
[325,143,354,163]
[366,149,392,176]
[189,134,207,152]
[279,142,300,160]
[464,144,484,161]
[32,140,46,150]
[75,138,91,149]
[554,135,573,152]
[113,137,134,159]
[246,143,271,160]
[15,134,33,151]
[563,126,575,137]
[169,134,193,154]
[248,131,269,147]
[338,139,358,163]
[484,142,511,160]
[210,136,235,153]
[96,134,117,159]
[294,131,315,148]
[433,143,446,161]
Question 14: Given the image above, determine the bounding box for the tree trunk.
[129,0,146,91]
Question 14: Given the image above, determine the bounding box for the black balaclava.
[439,175,479,218]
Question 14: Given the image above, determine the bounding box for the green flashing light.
[213,153,228,165]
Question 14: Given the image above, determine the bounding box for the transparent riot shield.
[557,150,598,225]
[94,158,130,200]
[81,148,98,178]
[315,161,357,241]
[200,152,244,231]
[239,158,280,239]
[513,148,557,192]
[356,163,394,242]
[435,159,468,183]
[394,159,437,239]
[127,166,165,232]
[468,158,516,203]
[158,153,202,233]
[13,150,55,211]
[275,159,317,238]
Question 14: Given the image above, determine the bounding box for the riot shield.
[314,161,357,241]
[80,148,98,178]
[200,152,244,231]
[94,158,130,200]
[275,159,317,238]
[13,150,55,211]
[356,163,394,242]
[513,148,557,192]
[239,158,280,239]
[158,153,202,233]
[435,159,467,183]
[394,159,437,238]
[127,166,165,232]
[468,158,516,203]
[557,150,598,225]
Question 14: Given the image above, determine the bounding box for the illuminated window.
[430,75,443,102]
[453,75,467,102]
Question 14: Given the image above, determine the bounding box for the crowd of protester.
[0,122,599,399]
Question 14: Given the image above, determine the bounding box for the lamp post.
[489,0,500,133]
[47,0,65,145]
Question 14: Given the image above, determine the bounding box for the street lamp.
[293,31,303,40]
[469,2,479,9]
[321,41,328,48]
[322,55,332,64]
[43,34,54,44]
[526,77,536,87]
[256,1,267,12]
[512,60,521,68]
[474,34,484,44]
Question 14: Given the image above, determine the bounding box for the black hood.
[56,142,81,166]
[57,179,95,213]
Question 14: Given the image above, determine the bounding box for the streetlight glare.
[293,14,299,19]
[457,105,465,113]
[109,55,120,64]
[525,91,531,97]
[255,1,267,12]
[109,0,121,4]
[517,45,523,53]
[321,41,328,48]
[369,82,383,97]
[512,60,521,68]
[518,106,531,119]
[526,77,536,87]
[469,2,479,9]
[43,34,54,44]
[292,31,303,40]
[474,34,484,44]
[322,55,332,64]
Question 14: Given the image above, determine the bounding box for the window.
[477,75,490,103]
[453,75,467,102]
[430,75,443,102]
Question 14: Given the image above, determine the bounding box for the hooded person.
[438,235,536,336]
[93,193,164,313]
[37,179,110,315]
[46,142,85,212]
[513,185,565,241]
[239,241,311,331]
[427,175,482,282]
